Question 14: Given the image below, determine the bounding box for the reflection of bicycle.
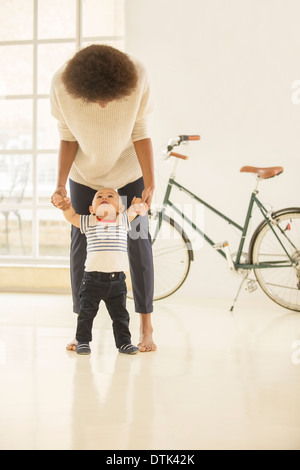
[141,134,300,312]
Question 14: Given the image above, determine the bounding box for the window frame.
[0,0,124,266]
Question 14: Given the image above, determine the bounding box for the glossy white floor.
[0,289,300,450]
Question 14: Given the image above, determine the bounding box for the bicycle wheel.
[126,212,193,301]
[249,208,300,312]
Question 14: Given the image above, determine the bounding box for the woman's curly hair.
[62,44,138,102]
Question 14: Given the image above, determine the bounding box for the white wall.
[125,0,300,299]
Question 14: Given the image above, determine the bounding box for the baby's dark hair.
[62,44,138,102]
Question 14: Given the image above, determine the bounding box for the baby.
[52,188,148,355]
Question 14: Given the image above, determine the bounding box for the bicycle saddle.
[240,166,284,179]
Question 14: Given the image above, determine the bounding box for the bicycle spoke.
[251,211,300,311]
[127,213,191,300]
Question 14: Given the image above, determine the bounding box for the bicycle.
[128,134,300,312]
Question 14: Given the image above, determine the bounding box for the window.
[0,0,125,265]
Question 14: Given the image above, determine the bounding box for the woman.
[50,44,156,352]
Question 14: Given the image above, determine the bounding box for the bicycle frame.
[155,173,296,271]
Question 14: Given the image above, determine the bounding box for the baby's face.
[90,188,122,217]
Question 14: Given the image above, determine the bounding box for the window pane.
[0,0,33,41]
[0,154,32,205]
[37,154,70,207]
[38,0,76,39]
[82,0,125,37]
[37,99,59,150]
[82,39,125,51]
[0,100,32,150]
[37,154,58,203]
[38,43,75,94]
[38,209,70,257]
[0,208,32,256]
[1,45,33,95]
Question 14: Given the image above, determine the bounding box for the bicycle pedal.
[213,241,228,250]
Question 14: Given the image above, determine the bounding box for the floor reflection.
[0,292,299,450]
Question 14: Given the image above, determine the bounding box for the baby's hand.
[128,197,149,217]
[52,194,71,211]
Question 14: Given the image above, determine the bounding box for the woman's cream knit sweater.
[50,57,154,190]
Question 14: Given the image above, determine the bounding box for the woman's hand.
[141,186,154,209]
[51,187,70,211]
[129,197,149,217]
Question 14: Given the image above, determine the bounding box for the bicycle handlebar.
[166,134,200,157]
[170,151,189,160]
[179,135,200,142]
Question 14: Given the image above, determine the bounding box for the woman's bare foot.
[66,338,78,351]
[138,313,157,352]
[138,340,157,352]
